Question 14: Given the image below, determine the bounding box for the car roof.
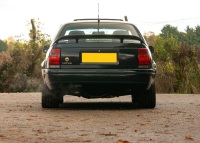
[74,18,124,21]
[62,18,133,25]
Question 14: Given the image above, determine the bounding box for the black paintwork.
[54,35,145,44]
[41,20,156,98]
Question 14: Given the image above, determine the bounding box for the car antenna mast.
[98,3,100,34]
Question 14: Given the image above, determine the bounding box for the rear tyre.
[132,83,156,109]
[42,83,63,108]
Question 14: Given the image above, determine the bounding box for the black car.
[41,19,156,108]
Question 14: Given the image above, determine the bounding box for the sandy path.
[0,93,200,143]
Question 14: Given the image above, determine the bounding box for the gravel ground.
[0,93,200,143]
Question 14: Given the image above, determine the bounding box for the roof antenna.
[98,3,100,34]
[124,16,128,21]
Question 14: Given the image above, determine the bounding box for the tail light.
[138,48,151,68]
[48,48,60,68]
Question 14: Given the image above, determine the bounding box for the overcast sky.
[0,0,200,40]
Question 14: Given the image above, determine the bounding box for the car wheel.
[132,83,156,109]
[42,83,63,108]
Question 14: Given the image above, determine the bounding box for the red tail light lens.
[48,48,60,68]
[138,48,151,68]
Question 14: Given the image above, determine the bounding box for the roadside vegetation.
[145,25,200,93]
[0,20,200,93]
[0,19,51,92]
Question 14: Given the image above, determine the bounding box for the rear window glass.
[60,22,139,36]
[57,22,140,43]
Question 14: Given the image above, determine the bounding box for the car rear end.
[41,19,156,108]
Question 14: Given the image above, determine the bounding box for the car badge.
[65,57,70,62]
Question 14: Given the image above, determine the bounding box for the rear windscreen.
[57,22,141,43]
[59,22,139,37]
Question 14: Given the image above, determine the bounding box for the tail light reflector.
[48,48,60,68]
[138,48,151,68]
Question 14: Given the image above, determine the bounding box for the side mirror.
[43,45,49,53]
[149,46,154,53]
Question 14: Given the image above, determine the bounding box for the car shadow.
[59,102,139,110]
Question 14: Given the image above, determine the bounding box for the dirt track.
[0,93,200,143]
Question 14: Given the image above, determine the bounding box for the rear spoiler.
[54,35,145,44]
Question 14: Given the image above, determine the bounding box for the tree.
[154,25,200,93]
[160,24,186,44]
[0,40,8,52]
[0,19,51,92]
[172,44,200,93]
[185,25,200,47]
[144,32,157,46]
[153,35,179,62]
[161,24,200,47]
[27,19,51,77]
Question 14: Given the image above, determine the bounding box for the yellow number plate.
[82,53,117,63]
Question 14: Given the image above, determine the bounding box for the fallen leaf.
[82,140,92,142]
[177,111,186,113]
[99,132,117,136]
[116,139,130,143]
[185,135,194,140]
[138,137,153,141]
[79,133,88,136]
[0,135,5,138]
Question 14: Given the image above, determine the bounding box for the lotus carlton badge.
[65,57,69,62]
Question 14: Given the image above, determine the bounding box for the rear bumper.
[42,68,156,90]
